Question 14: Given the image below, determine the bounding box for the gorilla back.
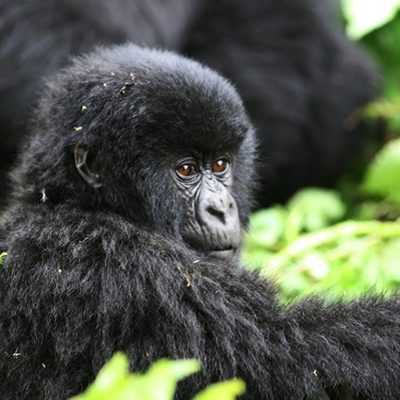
[1,45,400,400]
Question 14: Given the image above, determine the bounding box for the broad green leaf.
[71,355,200,400]
[246,207,287,247]
[71,352,132,400]
[141,359,201,400]
[361,13,400,102]
[241,247,273,270]
[301,253,329,280]
[279,270,311,299]
[362,139,400,204]
[146,359,200,382]
[286,189,346,238]
[193,379,246,400]
[381,239,400,282]
[341,0,400,39]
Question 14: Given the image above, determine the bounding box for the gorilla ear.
[74,145,102,189]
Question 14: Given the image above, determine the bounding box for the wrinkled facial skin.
[172,154,241,261]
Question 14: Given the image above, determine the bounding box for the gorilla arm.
[1,205,400,399]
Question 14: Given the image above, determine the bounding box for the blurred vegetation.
[243,0,400,303]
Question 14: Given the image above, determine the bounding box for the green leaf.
[0,252,6,265]
[71,352,131,400]
[241,247,273,270]
[381,239,400,282]
[341,0,400,39]
[361,13,400,102]
[71,355,201,400]
[193,379,246,400]
[247,207,287,247]
[142,359,201,400]
[362,139,400,204]
[301,253,329,280]
[286,189,346,239]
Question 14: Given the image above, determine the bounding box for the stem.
[364,99,400,119]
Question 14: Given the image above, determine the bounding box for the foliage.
[363,139,400,203]
[341,0,400,39]
[243,141,400,302]
[0,252,6,265]
[71,353,245,400]
[342,0,400,130]
[362,10,400,106]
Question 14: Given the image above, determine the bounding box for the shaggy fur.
[0,45,400,400]
[0,0,377,208]
[184,0,378,204]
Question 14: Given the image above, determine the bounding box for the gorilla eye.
[212,159,229,175]
[176,163,198,178]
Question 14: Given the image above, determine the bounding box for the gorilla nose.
[199,194,239,231]
[184,190,241,255]
[202,197,235,225]
[206,203,226,224]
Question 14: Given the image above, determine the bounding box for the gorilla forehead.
[46,44,250,153]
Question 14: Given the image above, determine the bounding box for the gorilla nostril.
[206,206,225,223]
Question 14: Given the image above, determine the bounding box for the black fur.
[184,0,378,204]
[0,0,377,208]
[1,45,400,400]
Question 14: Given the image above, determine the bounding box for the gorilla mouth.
[186,241,238,261]
[207,247,237,260]
[182,231,239,261]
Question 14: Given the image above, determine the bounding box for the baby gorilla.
[1,44,400,400]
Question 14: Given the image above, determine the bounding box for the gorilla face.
[173,154,241,260]
[75,144,242,260]
[14,44,256,261]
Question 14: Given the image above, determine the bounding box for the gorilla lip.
[207,248,236,260]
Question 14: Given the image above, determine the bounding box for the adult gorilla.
[0,0,376,208]
[0,44,399,400]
